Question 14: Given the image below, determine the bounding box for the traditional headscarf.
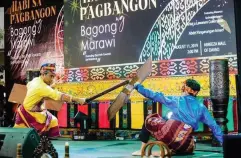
[40,63,56,75]
[185,79,201,91]
[184,79,201,96]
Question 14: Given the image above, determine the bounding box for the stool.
[141,141,171,158]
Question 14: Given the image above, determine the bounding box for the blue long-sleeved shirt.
[135,84,223,143]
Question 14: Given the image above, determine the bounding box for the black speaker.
[0,128,40,158]
[223,134,241,158]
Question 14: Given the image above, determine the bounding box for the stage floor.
[52,139,223,158]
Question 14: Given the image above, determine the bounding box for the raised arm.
[200,106,223,144]
[134,83,177,108]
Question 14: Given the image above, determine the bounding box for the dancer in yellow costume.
[14,63,86,137]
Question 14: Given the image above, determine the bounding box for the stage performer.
[132,79,223,156]
[14,63,86,137]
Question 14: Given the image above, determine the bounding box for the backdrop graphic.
[64,0,237,69]
[6,0,64,82]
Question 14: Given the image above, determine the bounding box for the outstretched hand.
[75,98,86,105]
[134,82,141,88]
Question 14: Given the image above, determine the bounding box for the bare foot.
[132,150,141,156]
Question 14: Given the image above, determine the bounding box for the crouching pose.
[132,79,223,155]
[14,63,86,137]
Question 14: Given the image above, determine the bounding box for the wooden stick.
[85,80,129,103]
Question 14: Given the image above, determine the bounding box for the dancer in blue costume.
[132,79,223,155]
